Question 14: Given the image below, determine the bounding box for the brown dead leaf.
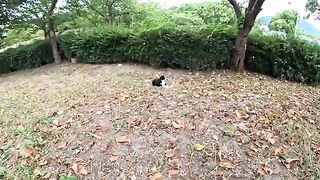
[153,173,162,180]
[116,136,130,143]
[193,144,205,151]
[219,161,234,169]
[90,125,102,133]
[272,147,283,155]
[168,170,179,177]
[33,167,41,175]
[39,159,48,166]
[71,163,78,173]
[110,156,120,162]
[43,172,52,179]
[257,164,265,175]
[58,142,66,149]
[266,133,277,144]
[164,149,175,158]
[79,166,89,175]
[168,158,178,168]
[19,148,33,158]
[96,111,103,115]
[288,176,298,180]
[235,109,242,118]
[212,171,224,176]
[164,119,171,125]
[172,121,181,129]
[177,120,186,128]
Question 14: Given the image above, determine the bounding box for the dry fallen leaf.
[193,144,205,151]
[164,149,175,158]
[71,163,78,173]
[58,142,66,149]
[272,147,283,155]
[110,156,120,162]
[153,173,162,180]
[212,171,224,176]
[235,109,242,118]
[116,136,130,143]
[164,119,171,125]
[219,161,234,169]
[33,167,41,175]
[39,159,48,166]
[168,170,179,177]
[172,121,181,129]
[257,164,265,175]
[266,133,277,144]
[43,172,52,179]
[19,148,33,158]
[79,166,89,175]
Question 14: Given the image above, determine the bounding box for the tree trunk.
[48,25,61,64]
[228,0,265,72]
[107,5,113,25]
[230,29,249,72]
[47,0,61,64]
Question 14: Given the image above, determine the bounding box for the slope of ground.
[0,64,319,179]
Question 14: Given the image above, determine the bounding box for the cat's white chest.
[160,80,166,86]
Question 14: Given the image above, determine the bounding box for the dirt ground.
[0,63,319,180]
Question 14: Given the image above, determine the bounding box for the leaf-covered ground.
[0,64,319,179]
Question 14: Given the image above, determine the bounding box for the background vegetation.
[0,0,319,84]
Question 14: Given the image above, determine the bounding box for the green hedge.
[0,40,53,74]
[0,27,319,84]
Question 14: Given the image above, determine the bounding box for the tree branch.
[48,0,58,17]
[227,0,242,20]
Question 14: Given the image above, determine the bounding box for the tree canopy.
[268,10,298,35]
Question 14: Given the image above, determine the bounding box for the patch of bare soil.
[0,63,319,179]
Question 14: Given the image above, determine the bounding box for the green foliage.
[171,1,237,27]
[58,27,234,70]
[246,34,320,84]
[305,0,320,19]
[0,28,42,48]
[1,26,319,84]
[268,10,298,35]
[0,39,53,74]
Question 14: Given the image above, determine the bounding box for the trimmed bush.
[0,27,319,85]
[246,35,320,84]
[0,39,53,74]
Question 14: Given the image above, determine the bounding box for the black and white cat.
[152,75,167,87]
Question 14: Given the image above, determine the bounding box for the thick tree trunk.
[231,29,250,72]
[228,0,265,72]
[47,0,61,64]
[48,26,61,64]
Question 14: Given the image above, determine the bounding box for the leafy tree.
[129,2,171,31]
[305,0,320,19]
[0,0,26,40]
[12,0,62,63]
[227,0,266,72]
[268,10,298,35]
[171,1,237,27]
[66,0,137,26]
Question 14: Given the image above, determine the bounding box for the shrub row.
[0,27,319,84]
[0,40,53,74]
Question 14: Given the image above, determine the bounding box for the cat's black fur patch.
[152,75,166,87]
